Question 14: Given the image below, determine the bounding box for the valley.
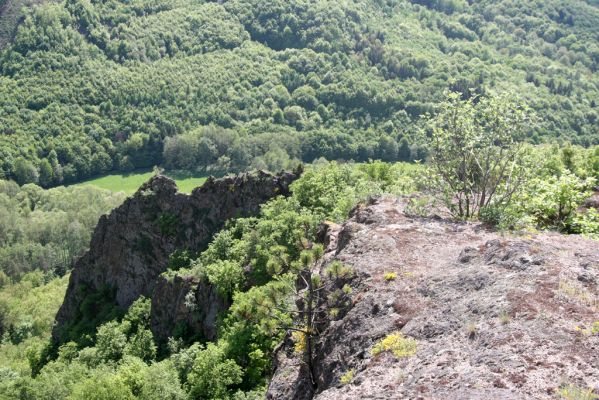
[1,0,599,399]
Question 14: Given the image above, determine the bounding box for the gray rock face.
[581,189,599,211]
[150,274,228,343]
[52,170,299,343]
[267,197,599,400]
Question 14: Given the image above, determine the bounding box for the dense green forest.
[0,182,124,395]
[1,0,599,186]
[1,0,599,397]
[1,142,598,398]
[0,181,125,281]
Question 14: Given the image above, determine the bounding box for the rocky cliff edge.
[52,170,299,343]
[268,197,599,400]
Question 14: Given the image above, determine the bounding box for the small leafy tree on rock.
[424,91,536,219]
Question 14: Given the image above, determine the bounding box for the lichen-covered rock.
[267,197,599,400]
[52,170,299,343]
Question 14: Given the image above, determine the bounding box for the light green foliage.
[24,359,92,399]
[371,332,417,358]
[72,170,208,195]
[3,0,599,186]
[76,298,156,365]
[557,384,598,400]
[591,148,599,180]
[225,277,294,340]
[117,357,185,400]
[125,328,157,362]
[0,273,67,345]
[0,181,125,279]
[339,369,354,385]
[187,343,243,400]
[521,172,595,232]
[480,144,599,234]
[0,180,128,376]
[136,361,186,400]
[0,273,68,376]
[108,3,248,61]
[572,205,599,238]
[425,92,533,219]
[69,371,135,400]
[201,260,245,297]
[91,297,156,364]
[95,321,128,362]
[292,161,417,222]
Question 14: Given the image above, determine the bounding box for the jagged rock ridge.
[52,170,299,343]
[268,197,599,400]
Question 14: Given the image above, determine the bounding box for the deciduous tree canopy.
[1,0,599,186]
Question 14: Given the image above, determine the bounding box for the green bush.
[518,172,595,232]
[95,321,128,362]
[187,343,243,400]
[69,372,135,400]
[201,260,244,298]
[124,328,157,362]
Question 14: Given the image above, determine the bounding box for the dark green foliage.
[167,250,192,272]
[157,213,180,237]
[134,234,153,254]
[62,284,122,346]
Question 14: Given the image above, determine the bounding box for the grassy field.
[70,170,208,195]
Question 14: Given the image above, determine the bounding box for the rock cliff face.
[267,197,599,400]
[52,170,299,343]
[150,273,227,343]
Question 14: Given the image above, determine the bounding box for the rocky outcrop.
[150,274,228,343]
[52,170,299,343]
[267,197,599,400]
[582,189,599,211]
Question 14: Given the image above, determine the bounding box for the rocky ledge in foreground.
[52,170,299,343]
[268,197,599,400]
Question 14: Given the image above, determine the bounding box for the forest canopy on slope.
[1,0,599,186]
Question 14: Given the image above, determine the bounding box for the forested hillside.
[1,145,597,398]
[1,0,599,186]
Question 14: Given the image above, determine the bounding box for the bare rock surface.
[52,170,298,343]
[268,197,599,400]
[582,189,599,211]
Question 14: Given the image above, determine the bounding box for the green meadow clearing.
[70,170,208,195]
